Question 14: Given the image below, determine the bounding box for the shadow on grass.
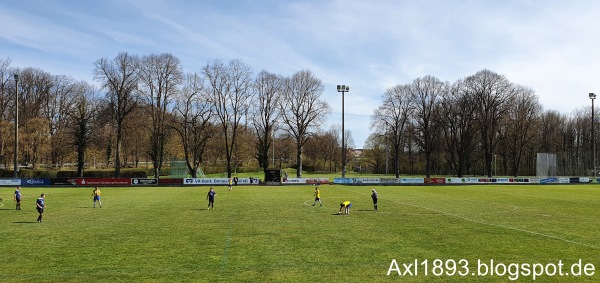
[356,209,376,212]
[13,221,37,224]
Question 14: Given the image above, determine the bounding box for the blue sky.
[2,0,600,148]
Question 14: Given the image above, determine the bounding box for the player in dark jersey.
[36,193,46,223]
[14,186,22,210]
[207,187,217,210]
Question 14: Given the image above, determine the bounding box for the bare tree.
[138,53,183,178]
[279,70,330,177]
[411,75,446,177]
[371,84,413,178]
[0,58,14,120]
[45,74,77,168]
[326,125,342,172]
[93,52,139,177]
[438,80,479,177]
[250,70,281,172]
[0,58,15,167]
[465,69,516,177]
[203,59,254,178]
[16,67,52,166]
[363,133,388,174]
[66,82,100,177]
[503,86,541,177]
[173,72,215,177]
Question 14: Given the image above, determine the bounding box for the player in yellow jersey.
[312,186,322,206]
[92,187,102,208]
[339,201,352,215]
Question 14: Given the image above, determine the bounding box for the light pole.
[13,74,19,178]
[337,84,349,178]
[590,93,597,177]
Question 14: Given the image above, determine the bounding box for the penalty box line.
[338,186,600,250]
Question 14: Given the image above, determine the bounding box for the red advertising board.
[424,178,446,184]
[75,178,131,186]
[158,178,183,185]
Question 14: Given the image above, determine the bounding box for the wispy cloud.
[1,0,600,147]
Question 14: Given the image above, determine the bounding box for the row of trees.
[367,70,592,178]
[0,55,594,178]
[0,54,335,178]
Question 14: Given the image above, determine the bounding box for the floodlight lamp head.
[13,74,18,81]
[590,93,597,99]
[337,85,349,92]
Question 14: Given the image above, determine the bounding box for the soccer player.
[207,187,217,209]
[92,187,102,208]
[14,186,22,210]
[36,193,46,223]
[312,186,322,206]
[339,201,352,215]
[228,177,233,191]
[371,189,378,211]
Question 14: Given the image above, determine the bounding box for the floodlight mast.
[591,92,597,178]
[337,85,349,178]
[13,74,19,178]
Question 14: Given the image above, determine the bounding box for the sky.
[2,0,600,149]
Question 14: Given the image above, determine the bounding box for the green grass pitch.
[1,184,599,282]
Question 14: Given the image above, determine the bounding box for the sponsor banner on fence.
[400,178,424,184]
[579,177,590,183]
[509,178,530,183]
[307,178,330,185]
[424,178,446,184]
[50,178,77,185]
[184,178,229,185]
[380,178,401,184]
[352,178,380,184]
[131,178,158,185]
[158,178,183,185]
[0,179,21,186]
[334,178,353,184]
[76,178,131,186]
[21,178,50,186]
[182,178,258,185]
[540,178,558,184]
[559,177,570,183]
[283,178,307,184]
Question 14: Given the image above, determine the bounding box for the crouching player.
[339,201,352,215]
